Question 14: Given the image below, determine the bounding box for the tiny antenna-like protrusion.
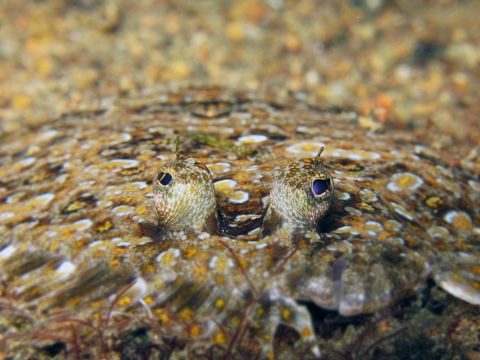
[175,136,181,159]
[314,146,325,165]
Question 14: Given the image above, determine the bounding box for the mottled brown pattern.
[0,86,479,358]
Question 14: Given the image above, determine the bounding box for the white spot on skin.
[391,202,414,221]
[208,256,218,269]
[235,214,262,222]
[73,219,93,230]
[111,237,132,247]
[198,232,210,240]
[385,219,402,232]
[229,191,249,204]
[0,245,16,260]
[56,262,76,281]
[0,212,14,223]
[112,205,135,216]
[286,142,326,156]
[345,206,362,216]
[365,221,383,236]
[335,226,360,236]
[214,179,237,189]
[255,243,269,250]
[27,193,55,207]
[387,173,424,192]
[336,192,351,200]
[156,248,181,263]
[359,189,378,202]
[120,133,132,142]
[214,179,249,204]
[17,157,36,167]
[37,129,58,142]
[207,162,231,174]
[156,154,170,161]
[444,211,472,231]
[108,159,139,168]
[237,134,268,144]
[87,241,103,248]
[330,148,381,160]
[468,180,480,192]
[6,192,25,204]
[427,226,451,240]
[129,182,148,190]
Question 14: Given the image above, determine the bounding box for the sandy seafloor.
[0,0,479,359]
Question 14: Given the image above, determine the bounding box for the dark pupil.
[312,179,329,196]
[159,172,173,186]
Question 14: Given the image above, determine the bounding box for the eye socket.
[312,179,330,196]
[158,172,173,186]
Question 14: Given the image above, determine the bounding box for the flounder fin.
[433,252,480,305]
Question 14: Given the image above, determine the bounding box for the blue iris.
[312,179,329,196]
[159,172,173,186]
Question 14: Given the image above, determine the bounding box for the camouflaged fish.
[0,85,479,358]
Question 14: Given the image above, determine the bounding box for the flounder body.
[0,86,479,358]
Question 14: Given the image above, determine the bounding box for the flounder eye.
[312,179,329,196]
[158,172,173,186]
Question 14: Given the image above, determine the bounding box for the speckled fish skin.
[263,149,334,236]
[0,85,479,357]
[153,156,217,235]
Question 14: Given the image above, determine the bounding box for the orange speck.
[114,248,126,255]
[281,307,292,322]
[452,214,472,231]
[142,296,153,305]
[262,333,272,341]
[65,201,85,212]
[90,300,103,308]
[155,308,170,324]
[185,247,197,258]
[452,273,463,282]
[117,296,131,307]
[193,265,207,279]
[426,197,442,208]
[75,240,88,249]
[301,327,313,338]
[215,298,225,309]
[398,175,415,187]
[230,316,241,327]
[109,259,120,268]
[135,205,148,215]
[214,331,226,345]
[189,324,202,337]
[144,264,156,274]
[358,202,374,212]
[12,95,32,109]
[179,308,194,321]
[160,251,175,265]
[49,243,60,253]
[468,266,480,276]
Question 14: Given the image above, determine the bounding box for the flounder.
[0,85,478,358]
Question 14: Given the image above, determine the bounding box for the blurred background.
[0,0,479,154]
